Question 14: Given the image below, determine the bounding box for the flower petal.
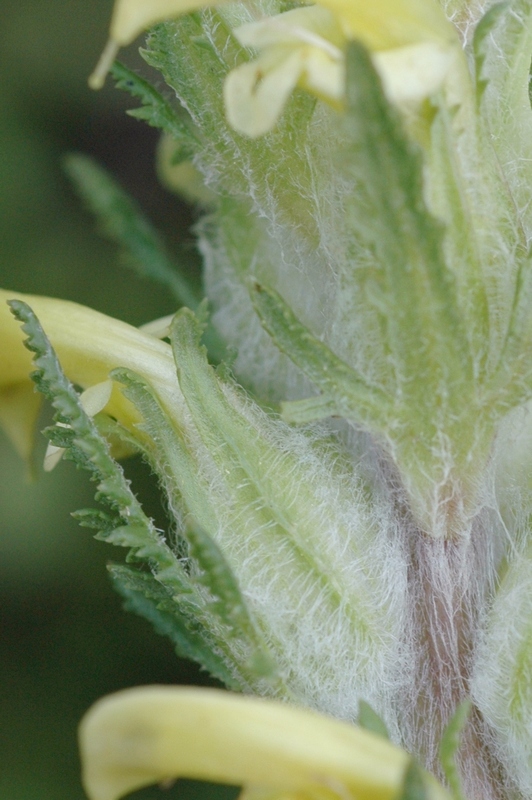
[299,48,344,106]
[79,380,114,417]
[233,6,344,52]
[0,382,41,462]
[80,686,450,800]
[315,0,454,47]
[108,0,220,46]
[0,290,181,439]
[374,41,454,106]
[224,51,304,137]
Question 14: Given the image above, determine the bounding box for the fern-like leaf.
[109,564,242,689]
[64,153,201,310]
[111,60,198,162]
[9,299,192,595]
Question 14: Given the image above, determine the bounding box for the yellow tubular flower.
[0,290,180,457]
[80,686,451,800]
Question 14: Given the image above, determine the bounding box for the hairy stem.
[407,524,505,799]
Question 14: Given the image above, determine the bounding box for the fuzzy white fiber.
[181,377,412,741]
[169,355,524,797]
[148,1,532,795]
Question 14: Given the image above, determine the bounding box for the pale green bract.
[4,0,532,798]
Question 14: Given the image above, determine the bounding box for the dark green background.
[0,3,231,798]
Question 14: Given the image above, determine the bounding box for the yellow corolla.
[223,5,455,137]
[315,0,453,48]
[0,289,180,460]
[80,686,450,800]
[90,0,456,128]
[96,0,451,53]
[224,5,345,137]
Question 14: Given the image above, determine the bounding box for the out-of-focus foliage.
[0,2,217,798]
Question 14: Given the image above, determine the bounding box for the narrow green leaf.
[357,700,390,740]
[64,153,201,310]
[250,281,392,429]
[109,564,243,690]
[186,524,259,641]
[111,60,198,161]
[439,700,471,800]
[343,42,471,400]
[472,2,508,101]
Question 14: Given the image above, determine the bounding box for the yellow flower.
[0,290,180,459]
[79,686,450,800]
[224,6,345,138]
[314,0,453,48]
[224,5,455,137]
[90,0,456,133]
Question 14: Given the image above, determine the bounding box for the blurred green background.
[0,2,229,798]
